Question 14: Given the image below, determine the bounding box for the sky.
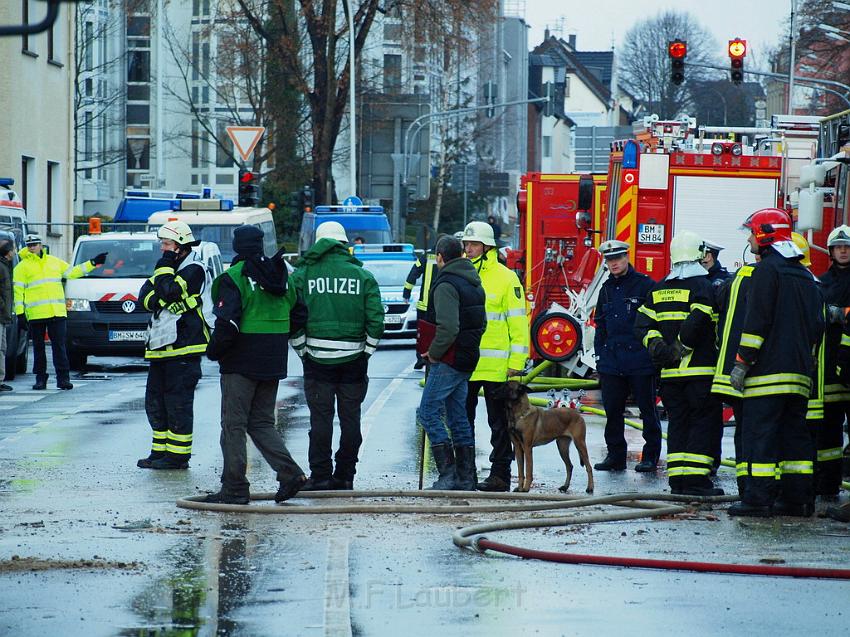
[522,0,793,67]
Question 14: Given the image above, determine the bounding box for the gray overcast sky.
[523,0,792,65]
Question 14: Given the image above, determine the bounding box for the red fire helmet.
[742,208,793,247]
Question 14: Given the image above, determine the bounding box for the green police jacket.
[289,238,384,365]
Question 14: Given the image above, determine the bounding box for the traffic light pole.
[394,96,548,240]
[684,61,850,106]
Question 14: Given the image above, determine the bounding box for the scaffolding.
[502,0,526,18]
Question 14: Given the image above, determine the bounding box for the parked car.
[353,243,419,340]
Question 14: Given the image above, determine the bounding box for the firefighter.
[711,251,761,496]
[461,220,529,492]
[701,239,732,289]
[289,221,385,490]
[202,226,308,504]
[14,233,107,390]
[593,240,661,472]
[137,221,210,470]
[634,230,723,496]
[404,247,438,370]
[727,209,824,517]
[819,225,850,498]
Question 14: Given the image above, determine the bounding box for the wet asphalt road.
[0,342,849,636]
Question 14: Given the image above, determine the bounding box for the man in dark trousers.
[0,240,14,390]
[728,208,824,517]
[203,226,308,504]
[593,240,661,472]
[418,235,486,490]
[289,222,385,490]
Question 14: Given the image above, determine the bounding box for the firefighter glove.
[730,360,750,392]
[155,250,179,269]
[828,305,847,325]
[647,338,674,367]
[90,252,108,266]
[670,338,688,362]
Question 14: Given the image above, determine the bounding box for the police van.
[147,199,276,266]
[353,243,418,339]
[299,205,392,254]
[64,231,223,370]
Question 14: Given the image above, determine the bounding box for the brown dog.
[500,380,594,494]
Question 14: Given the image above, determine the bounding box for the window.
[85,78,93,97]
[126,138,150,170]
[84,114,93,178]
[383,54,401,93]
[192,33,200,80]
[383,23,401,41]
[127,50,150,82]
[127,16,150,36]
[216,123,234,168]
[20,156,31,212]
[564,76,570,98]
[47,161,59,234]
[542,136,552,158]
[191,122,200,168]
[127,84,150,101]
[126,104,150,124]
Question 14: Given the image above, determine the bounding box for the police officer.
[461,220,529,492]
[203,226,308,504]
[289,221,385,490]
[137,221,210,470]
[634,230,722,496]
[728,209,824,517]
[593,240,661,472]
[14,233,107,390]
[404,246,437,370]
[817,225,850,499]
[701,239,732,289]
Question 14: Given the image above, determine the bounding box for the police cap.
[598,240,629,260]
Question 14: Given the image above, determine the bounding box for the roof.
[531,37,612,106]
[574,51,614,87]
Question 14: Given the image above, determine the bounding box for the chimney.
[568,34,576,49]
[544,27,550,40]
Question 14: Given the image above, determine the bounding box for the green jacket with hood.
[289,238,384,364]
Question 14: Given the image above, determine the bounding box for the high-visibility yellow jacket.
[13,247,94,320]
[469,248,528,381]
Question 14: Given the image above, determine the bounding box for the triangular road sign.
[226,126,265,162]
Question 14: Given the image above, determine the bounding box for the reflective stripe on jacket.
[711,265,753,398]
[469,248,528,381]
[13,247,94,320]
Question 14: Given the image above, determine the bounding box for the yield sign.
[226,126,265,162]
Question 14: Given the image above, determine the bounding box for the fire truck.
[797,109,850,267]
[513,114,821,374]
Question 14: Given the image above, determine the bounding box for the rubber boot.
[453,445,477,491]
[427,443,456,490]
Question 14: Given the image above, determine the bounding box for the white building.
[0,1,75,258]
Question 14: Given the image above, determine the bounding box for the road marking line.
[359,365,412,459]
[323,538,352,637]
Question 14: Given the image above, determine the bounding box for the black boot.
[136,452,164,469]
[476,468,510,492]
[427,444,456,490]
[275,475,308,503]
[825,503,850,522]
[772,498,814,517]
[594,454,626,471]
[453,445,477,491]
[300,476,334,491]
[201,491,249,505]
[32,377,47,390]
[728,501,773,517]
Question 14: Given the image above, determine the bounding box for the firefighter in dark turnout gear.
[137,220,210,470]
[593,240,661,472]
[819,225,850,499]
[711,263,755,496]
[634,230,723,496]
[728,209,825,518]
[202,226,309,504]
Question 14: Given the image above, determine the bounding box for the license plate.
[638,224,664,244]
[384,315,404,325]
[109,330,147,342]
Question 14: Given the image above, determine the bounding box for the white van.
[64,231,223,370]
[147,201,276,266]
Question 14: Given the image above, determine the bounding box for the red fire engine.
[514,114,822,373]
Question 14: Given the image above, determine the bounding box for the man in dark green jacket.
[289,222,385,490]
[203,226,308,504]
[418,235,486,490]
[0,239,14,391]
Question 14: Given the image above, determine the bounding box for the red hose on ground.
[475,538,850,580]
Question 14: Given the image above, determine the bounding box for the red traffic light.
[239,170,255,183]
[728,38,747,59]
[668,40,687,59]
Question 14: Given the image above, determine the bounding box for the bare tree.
[619,10,719,119]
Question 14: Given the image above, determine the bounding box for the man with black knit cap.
[204,226,308,504]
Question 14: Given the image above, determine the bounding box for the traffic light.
[405,185,416,217]
[728,38,747,85]
[301,184,314,213]
[238,169,260,207]
[668,39,687,85]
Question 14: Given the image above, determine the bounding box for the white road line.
[359,365,413,458]
[323,538,352,637]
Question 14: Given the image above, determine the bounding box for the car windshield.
[75,239,160,278]
[189,224,239,263]
[340,229,390,244]
[361,260,412,287]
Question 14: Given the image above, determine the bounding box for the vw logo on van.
[122,300,136,313]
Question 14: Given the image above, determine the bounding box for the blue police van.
[299,204,392,254]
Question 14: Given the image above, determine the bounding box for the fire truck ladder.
[819,109,850,158]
